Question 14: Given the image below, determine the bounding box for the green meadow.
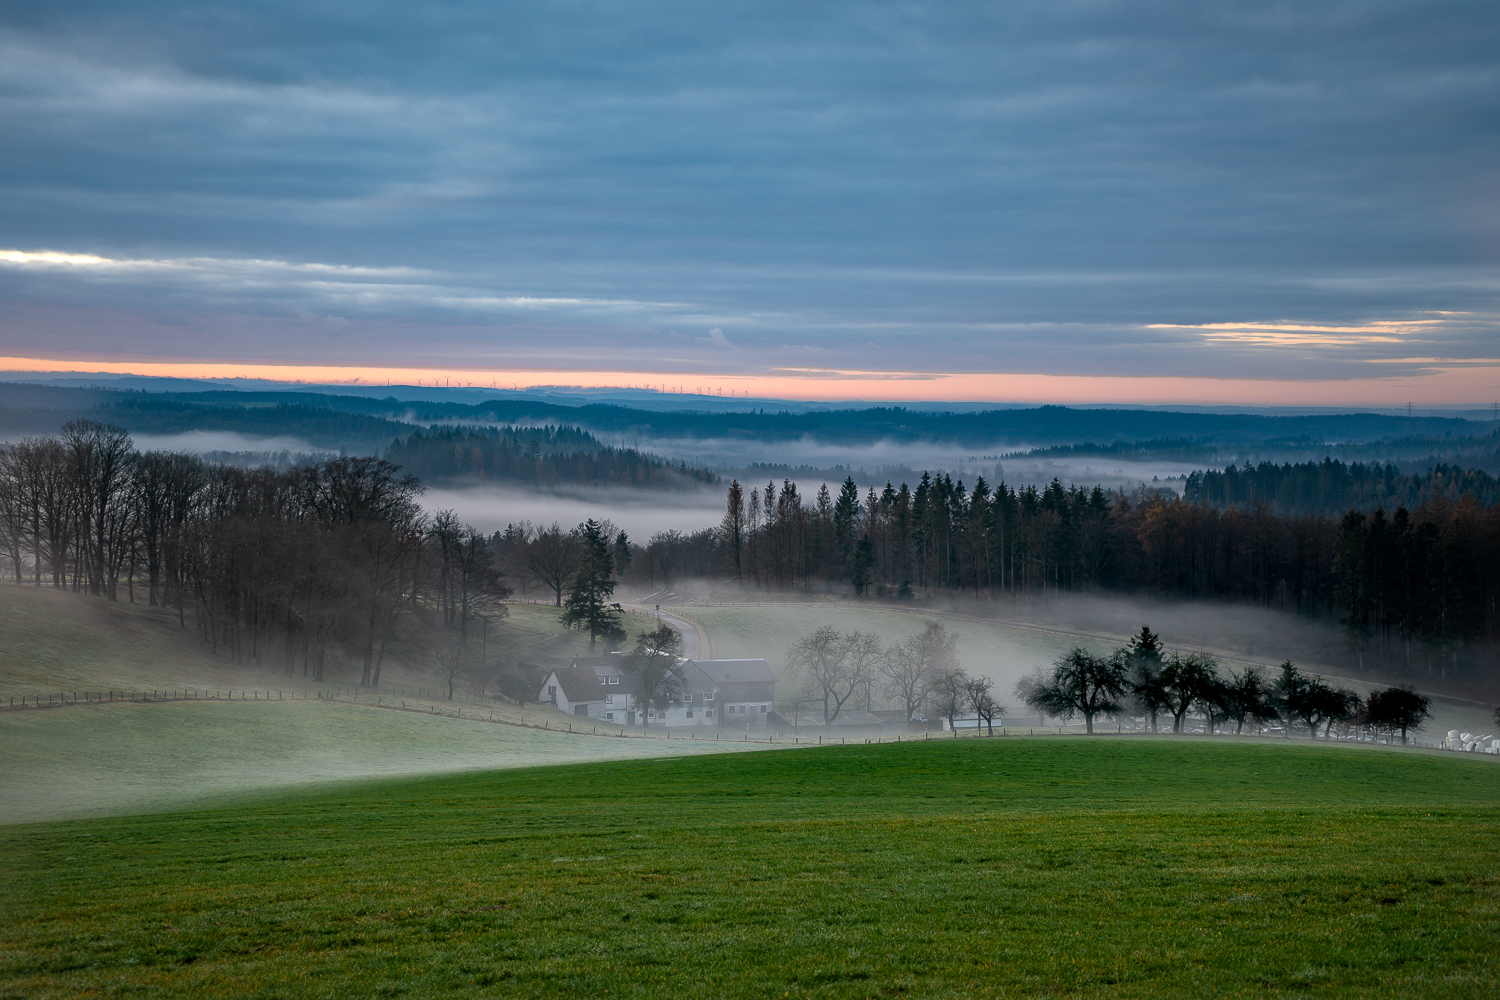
[4,738,1498,999]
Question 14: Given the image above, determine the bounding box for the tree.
[1161,651,1219,733]
[622,622,683,729]
[879,620,957,720]
[721,480,746,582]
[930,667,971,733]
[522,522,583,606]
[786,626,879,725]
[851,535,875,595]
[1217,667,1277,735]
[965,674,1003,736]
[561,519,621,651]
[1274,661,1357,739]
[1125,626,1169,732]
[1022,647,1129,734]
[1195,675,1230,735]
[832,476,860,580]
[1363,685,1431,745]
[1014,667,1049,726]
[612,530,633,582]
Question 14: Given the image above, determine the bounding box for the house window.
[760,705,767,713]
[606,712,615,721]
[703,691,714,702]
[684,692,693,702]
[686,709,694,719]
[608,676,620,685]
[606,694,614,705]
[548,685,556,698]
[705,710,713,719]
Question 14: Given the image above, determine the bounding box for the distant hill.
[3,382,1497,473]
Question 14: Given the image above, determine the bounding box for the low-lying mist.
[422,483,727,540]
[129,430,333,456]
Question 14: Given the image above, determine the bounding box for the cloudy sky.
[1,1,1496,403]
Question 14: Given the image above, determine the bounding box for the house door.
[627,711,636,725]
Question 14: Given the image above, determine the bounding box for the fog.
[129,430,333,456]
[578,432,1195,491]
[422,483,727,540]
[644,583,1499,736]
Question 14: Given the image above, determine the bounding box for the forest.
[385,425,718,490]
[5,381,1497,465]
[0,421,512,691]
[2,419,1497,692]
[1182,458,1500,515]
[685,473,1499,682]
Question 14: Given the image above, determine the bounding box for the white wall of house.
[722,701,772,728]
[539,669,605,717]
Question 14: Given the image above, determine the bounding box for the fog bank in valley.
[422,483,727,541]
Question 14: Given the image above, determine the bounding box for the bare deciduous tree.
[522,522,582,606]
[879,620,957,721]
[786,626,880,725]
[930,667,971,733]
[965,674,1004,736]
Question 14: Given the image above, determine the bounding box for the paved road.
[623,604,710,660]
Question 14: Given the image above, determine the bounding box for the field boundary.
[5,685,1485,756]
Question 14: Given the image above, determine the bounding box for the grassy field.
[0,698,779,825]
[3,737,1497,998]
[0,584,657,698]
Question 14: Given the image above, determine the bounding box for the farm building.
[539,656,776,729]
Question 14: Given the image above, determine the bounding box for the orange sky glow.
[2,356,1497,408]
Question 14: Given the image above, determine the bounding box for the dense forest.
[386,426,718,490]
[1182,459,1500,515]
[656,472,1498,683]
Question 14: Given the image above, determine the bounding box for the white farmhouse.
[539,655,775,730]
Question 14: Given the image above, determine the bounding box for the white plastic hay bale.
[1460,732,1474,743]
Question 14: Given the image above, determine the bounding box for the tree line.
[0,421,513,693]
[780,621,1432,744]
[1182,459,1500,516]
[693,474,1498,682]
[1017,626,1432,744]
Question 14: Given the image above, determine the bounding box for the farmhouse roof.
[681,658,776,684]
[544,665,606,703]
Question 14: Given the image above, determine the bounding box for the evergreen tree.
[560,519,621,651]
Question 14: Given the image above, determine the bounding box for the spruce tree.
[561,519,622,651]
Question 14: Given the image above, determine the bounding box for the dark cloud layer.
[0,1,1496,381]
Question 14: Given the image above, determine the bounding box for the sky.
[1,1,1497,405]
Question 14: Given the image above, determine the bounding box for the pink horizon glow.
[2,355,1498,408]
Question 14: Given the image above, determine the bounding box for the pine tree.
[561,519,621,651]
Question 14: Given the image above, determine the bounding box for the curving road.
[622,604,711,660]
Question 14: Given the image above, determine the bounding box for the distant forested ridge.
[385,426,718,490]
[6,382,1498,459]
[1183,460,1500,516]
